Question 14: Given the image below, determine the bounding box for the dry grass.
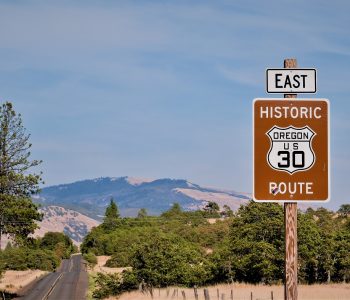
[114,283,350,300]
[0,270,47,293]
[89,257,350,299]
[87,256,132,300]
[89,256,131,275]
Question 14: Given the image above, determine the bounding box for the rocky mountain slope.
[34,177,251,220]
[0,206,100,247]
[34,206,100,245]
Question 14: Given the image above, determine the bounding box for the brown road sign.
[253,98,330,202]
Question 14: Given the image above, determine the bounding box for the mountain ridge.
[34,176,251,220]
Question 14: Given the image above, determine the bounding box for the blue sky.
[0,0,349,209]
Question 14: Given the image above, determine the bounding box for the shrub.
[93,272,123,299]
[0,247,59,271]
[105,251,130,268]
[40,232,74,259]
[83,252,97,268]
[130,232,213,287]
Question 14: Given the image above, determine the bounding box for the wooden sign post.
[284,58,298,300]
[253,58,330,300]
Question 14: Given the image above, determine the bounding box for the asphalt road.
[19,254,88,300]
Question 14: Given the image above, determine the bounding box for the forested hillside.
[82,200,350,299]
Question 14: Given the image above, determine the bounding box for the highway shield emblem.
[266,126,316,174]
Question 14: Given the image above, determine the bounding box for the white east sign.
[266,69,316,93]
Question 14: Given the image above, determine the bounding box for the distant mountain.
[34,177,251,220]
[1,206,100,248]
[34,206,100,245]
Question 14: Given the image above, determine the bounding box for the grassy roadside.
[87,272,97,300]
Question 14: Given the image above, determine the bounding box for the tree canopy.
[83,200,350,299]
[0,102,43,196]
[0,102,43,248]
[102,198,120,230]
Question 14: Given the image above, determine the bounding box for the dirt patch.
[0,270,47,293]
[90,256,131,275]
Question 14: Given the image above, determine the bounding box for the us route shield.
[266,126,316,174]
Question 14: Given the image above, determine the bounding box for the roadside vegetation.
[0,102,76,279]
[0,232,76,272]
[82,200,350,299]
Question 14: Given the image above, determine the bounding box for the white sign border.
[252,98,330,203]
[266,68,317,94]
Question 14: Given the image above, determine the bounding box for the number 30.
[277,151,305,168]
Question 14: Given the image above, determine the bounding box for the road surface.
[19,254,88,300]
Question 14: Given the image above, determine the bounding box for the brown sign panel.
[253,99,330,202]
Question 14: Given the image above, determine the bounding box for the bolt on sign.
[253,99,330,202]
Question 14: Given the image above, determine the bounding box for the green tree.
[0,102,43,248]
[137,208,148,218]
[0,195,42,246]
[160,202,183,219]
[203,201,220,218]
[0,245,59,271]
[103,198,120,230]
[310,208,337,282]
[221,205,234,218]
[80,226,106,255]
[0,102,43,196]
[338,204,350,217]
[40,232,74,259]
[333,228,350,282]
[131,232,213,287]
[219,201,284,283]
[205,201,219,212]
[298,213,322,283]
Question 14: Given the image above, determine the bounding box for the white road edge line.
[41,273,64,300]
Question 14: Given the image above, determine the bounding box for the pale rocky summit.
[35,206,100,245]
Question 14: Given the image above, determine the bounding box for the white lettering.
[260,106,269,118]
[314,107,322,119]
[290,107,299,118]
[300,107,308,118]
[260,106,323,119]
[269,182,314,195]
[306,182,313,194]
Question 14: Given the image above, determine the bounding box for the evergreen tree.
[103,198,120,230]
[137,208,148,218]
[0,102,43,196]
[0,102,43,248]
